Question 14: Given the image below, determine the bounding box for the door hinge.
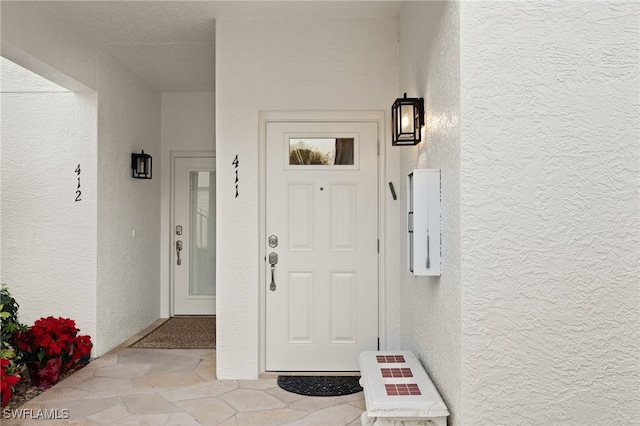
[377,140,380,155]
[377,239,380,253]
[377,338,380,350]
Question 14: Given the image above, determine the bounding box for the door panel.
[288,184,314,251]
[288,271,314,343]
[173,157,216,315]
[330,271,357,343]
[265,121,378,371]
[331,184,357,251]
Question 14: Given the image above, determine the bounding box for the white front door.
[173,157,216,315]
[265,121,379,371]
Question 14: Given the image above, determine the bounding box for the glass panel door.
[189,171,216,296]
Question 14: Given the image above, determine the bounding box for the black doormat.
[277,376,363,397]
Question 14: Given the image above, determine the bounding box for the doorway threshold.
[260,371,361,379]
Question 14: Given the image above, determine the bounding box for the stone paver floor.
[2,347,365,425]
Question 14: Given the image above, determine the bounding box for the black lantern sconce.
[131,150,152,179]
[392,93,425,146]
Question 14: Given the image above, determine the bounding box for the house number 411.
[232,155,239,198]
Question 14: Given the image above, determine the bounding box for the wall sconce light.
[131,150,152,179]
[392,93,425,146]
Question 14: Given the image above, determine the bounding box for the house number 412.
[75,164,82,202]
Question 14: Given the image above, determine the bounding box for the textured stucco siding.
[397,2,462,424]
[1,3,163,356]
[460,2,640,424]
[1,89,98,340]
[215,17,399,378]
[96,51,161,356]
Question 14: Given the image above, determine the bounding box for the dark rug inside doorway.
[129,316,216,349]
[277,376,362,397]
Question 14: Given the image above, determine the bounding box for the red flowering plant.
[1,358,20,406]
[14,316,92,371]
[64,333,92,372]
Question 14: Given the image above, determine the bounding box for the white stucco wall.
[397,2,462,424]
[95,51,161,356]
[1,56,70,93]
[1,69,97,341]
[160,92,216,317]
[1,3,162,356]
[460,2,640,424]
[216,16,399,378]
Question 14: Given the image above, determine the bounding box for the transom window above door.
[285,134,359,170]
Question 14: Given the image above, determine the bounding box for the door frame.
[258,111,387,373]
[169,150,216,317]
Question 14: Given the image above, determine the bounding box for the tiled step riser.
[359,351,449,426]
[377,355,419,396]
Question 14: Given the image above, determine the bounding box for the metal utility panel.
[407,169,441,276]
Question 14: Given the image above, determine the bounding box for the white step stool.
[359,351,449,426]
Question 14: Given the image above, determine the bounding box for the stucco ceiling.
[42,1,404,92]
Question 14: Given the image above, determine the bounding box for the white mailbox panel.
[407,169,441,276]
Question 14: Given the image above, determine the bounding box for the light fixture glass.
[392,93,425,146]
[131,150,152,179]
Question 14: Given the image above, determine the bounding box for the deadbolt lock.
[268,235,278,248]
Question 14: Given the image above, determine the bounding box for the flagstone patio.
[2,346,365,425]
